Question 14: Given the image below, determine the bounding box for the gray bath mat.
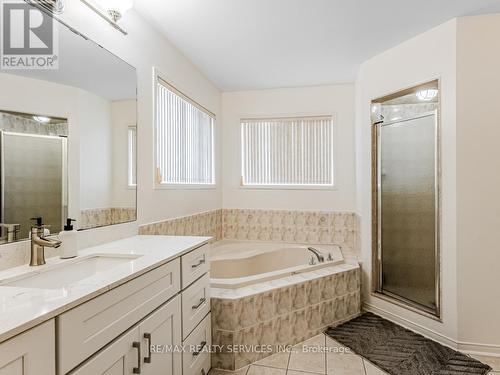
[325,313,491,375]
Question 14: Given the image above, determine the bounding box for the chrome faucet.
[30,217,62,266]
[307,247,325,263]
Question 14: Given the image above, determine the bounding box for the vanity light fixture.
[33,116,51,123]
[24,0,65,14]
[80,0,133,35]
[96,0,134,22]
[416,88,438,101]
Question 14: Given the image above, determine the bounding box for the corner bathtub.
[210,240,344,288]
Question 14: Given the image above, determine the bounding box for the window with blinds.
[127,126,137,187]
[241,116,334,187]
[155,77,215,186]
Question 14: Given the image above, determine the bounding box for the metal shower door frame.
[371,110,442,320]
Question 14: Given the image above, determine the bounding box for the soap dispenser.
[59,218,78,259]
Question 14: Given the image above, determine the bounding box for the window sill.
[155,183,217,190]
[239,184,337,191]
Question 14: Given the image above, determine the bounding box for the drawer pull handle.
[144,333,152,363]
[191,258,206,269]
[132,341,141,374]
[193,340,207,357]
[192,297,206,310]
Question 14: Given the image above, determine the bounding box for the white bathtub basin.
[210,240,344,288]
[0,254,142,289]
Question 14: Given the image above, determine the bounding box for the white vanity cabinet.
[70,296,182,375]
[0,240,211,375]
[62,242,211,375]
[139,296,182,375]
[0,320,55,375]
[58,258,181,374]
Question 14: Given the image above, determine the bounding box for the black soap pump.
[59,218,78,259]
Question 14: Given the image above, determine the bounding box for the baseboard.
[362,302,458,350]
[363,302,500,357]
[457,340,500,357]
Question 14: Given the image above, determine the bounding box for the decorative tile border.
[211,267,361,371]
[138,209,223,241]
[80,207,136,230]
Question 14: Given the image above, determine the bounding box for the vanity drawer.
[182,313,211,375]
[181,244,209,288]
[182,272,210,339]
[57,258,180,374]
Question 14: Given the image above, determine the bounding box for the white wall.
[56,0,222,225]
[78,90,113,210]
[355,20,459,345]
[222,85,356,211]
[0,1,222,268]
[456,14,500,352]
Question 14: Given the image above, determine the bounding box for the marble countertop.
[0,235,210,343]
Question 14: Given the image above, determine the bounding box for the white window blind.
[127,126,136,187]
[155,78,215,186]
[241,116,334,186]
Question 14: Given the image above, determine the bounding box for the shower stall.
[371,81,441,318]
[0,128,67,242]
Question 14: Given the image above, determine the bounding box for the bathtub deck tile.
[211,262,361,372]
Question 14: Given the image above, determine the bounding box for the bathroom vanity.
[0,235,211,375]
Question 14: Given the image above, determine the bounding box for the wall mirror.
[371,80,441,318]
[0,4,137,244]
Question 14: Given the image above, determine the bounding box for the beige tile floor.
[209,333,500,375]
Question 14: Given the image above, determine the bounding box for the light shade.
[94,0,134,16]
[33,116,51,123]
[416,89,438,101]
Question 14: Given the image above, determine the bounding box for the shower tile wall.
[0,113,68,136]
[211,267,361,371]
[381,102,438,123]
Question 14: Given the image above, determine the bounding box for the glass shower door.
[377,112,439,314]
[1,131,67,239]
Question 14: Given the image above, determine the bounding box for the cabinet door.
[0,320,55,375]
[140,295,182,375]
[70,327,140,375]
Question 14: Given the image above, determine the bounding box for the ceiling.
[134,0,500,91]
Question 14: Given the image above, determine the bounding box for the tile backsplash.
[138,208,359,251]
[222,209,357,249]
[80,207,137,230]
[138,209,223,241]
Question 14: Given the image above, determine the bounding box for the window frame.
[239,113,338,190]
[153,69,216,190]
[127,125,137,188]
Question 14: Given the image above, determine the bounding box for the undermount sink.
[0,254,142,290]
